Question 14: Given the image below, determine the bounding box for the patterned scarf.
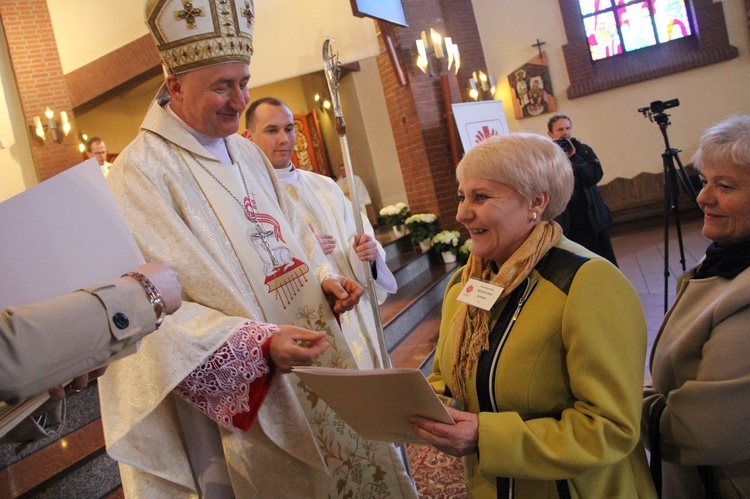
[450,221,562,407]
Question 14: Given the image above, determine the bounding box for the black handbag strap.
[648,399,668,498]
[556,479,572,499]
[698,465,720,498]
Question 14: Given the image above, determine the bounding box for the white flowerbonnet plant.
[405,213,439,244]
[459,238,473,259]
[379,202,410,226]
[431,230,461,254]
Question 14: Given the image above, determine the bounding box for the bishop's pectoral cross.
[251,223,280,267]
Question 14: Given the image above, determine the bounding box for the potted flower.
[379,202,410,236]
[431,230,461,263]
[405,213,438,251]
[458,238,473,262]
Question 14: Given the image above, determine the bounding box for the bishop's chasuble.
[275,165,396,369]
[100,99,416,498]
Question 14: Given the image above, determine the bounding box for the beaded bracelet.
[124,271,166,329]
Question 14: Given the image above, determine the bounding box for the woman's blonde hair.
[456,133,573,220]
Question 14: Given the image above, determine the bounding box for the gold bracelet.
[124,271,166,329]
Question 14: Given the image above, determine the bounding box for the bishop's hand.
[321,275,363,313]
[269,326,329,373]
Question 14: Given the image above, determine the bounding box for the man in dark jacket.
[548,113,618,265]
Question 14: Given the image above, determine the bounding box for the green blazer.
[429,238,657,498]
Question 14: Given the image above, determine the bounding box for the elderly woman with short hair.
[412,133,657,498]
[643,115,750,498]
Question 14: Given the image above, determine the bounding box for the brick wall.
[0,0,82,181]
[443,0,487,103]
[66,35,161,115]
[376,37,441,218]
[374,0,488,232]
[560,0,738,98]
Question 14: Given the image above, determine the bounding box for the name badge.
[456,278,504,311]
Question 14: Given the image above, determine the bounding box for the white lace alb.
[175,321,277,430]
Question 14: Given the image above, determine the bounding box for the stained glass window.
[579,0,692,61]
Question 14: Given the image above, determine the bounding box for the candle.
[431,29,444,59]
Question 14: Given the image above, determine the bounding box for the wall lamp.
[415,28,460,76]
[78,133,89,154]
[314,93,332,112]
[31,107,71,144]
[468,70,496,101]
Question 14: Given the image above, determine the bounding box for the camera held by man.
[546,113,618,266]
[554,136,574,154]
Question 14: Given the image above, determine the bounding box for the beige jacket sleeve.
[0,278,155,403]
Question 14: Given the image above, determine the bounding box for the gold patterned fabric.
[275,167,397,368]
[187,155,413,497]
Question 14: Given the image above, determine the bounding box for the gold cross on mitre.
[174,1,205,30]
[241,1,254,25]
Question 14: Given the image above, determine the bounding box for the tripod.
[653,111,699,313]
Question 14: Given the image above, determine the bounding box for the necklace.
[190,151,258,222]
[188,151,282,267]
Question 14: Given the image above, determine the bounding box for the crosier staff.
[322,37,390,369]
[323,36,413,477]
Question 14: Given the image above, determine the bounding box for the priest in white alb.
[98,1,417,497]
[244,97,397,370]
[337,162,373,216]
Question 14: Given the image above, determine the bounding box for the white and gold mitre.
[144,0,254,75]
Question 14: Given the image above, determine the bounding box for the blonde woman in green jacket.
[411,134,657,498]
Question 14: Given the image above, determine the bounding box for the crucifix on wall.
[532,38,546,59]
[507,39,557,120]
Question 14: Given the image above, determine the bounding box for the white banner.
[452,100,510,153]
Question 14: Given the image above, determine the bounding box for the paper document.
[0,159,144,439]
[292,366,454,444]
[0,159,144,309]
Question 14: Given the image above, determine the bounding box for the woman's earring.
[531,212,538,222]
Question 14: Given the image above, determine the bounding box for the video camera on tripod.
[637,97,699,312]
[638,98,679,123]
[636,97,695,199]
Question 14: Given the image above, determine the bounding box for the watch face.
[154,301,165,325]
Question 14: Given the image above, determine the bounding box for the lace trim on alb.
[174,321,277,429]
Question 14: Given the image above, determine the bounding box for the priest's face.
[167,62,250,138]
[245,103,296,169]
[87,140,107,166]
